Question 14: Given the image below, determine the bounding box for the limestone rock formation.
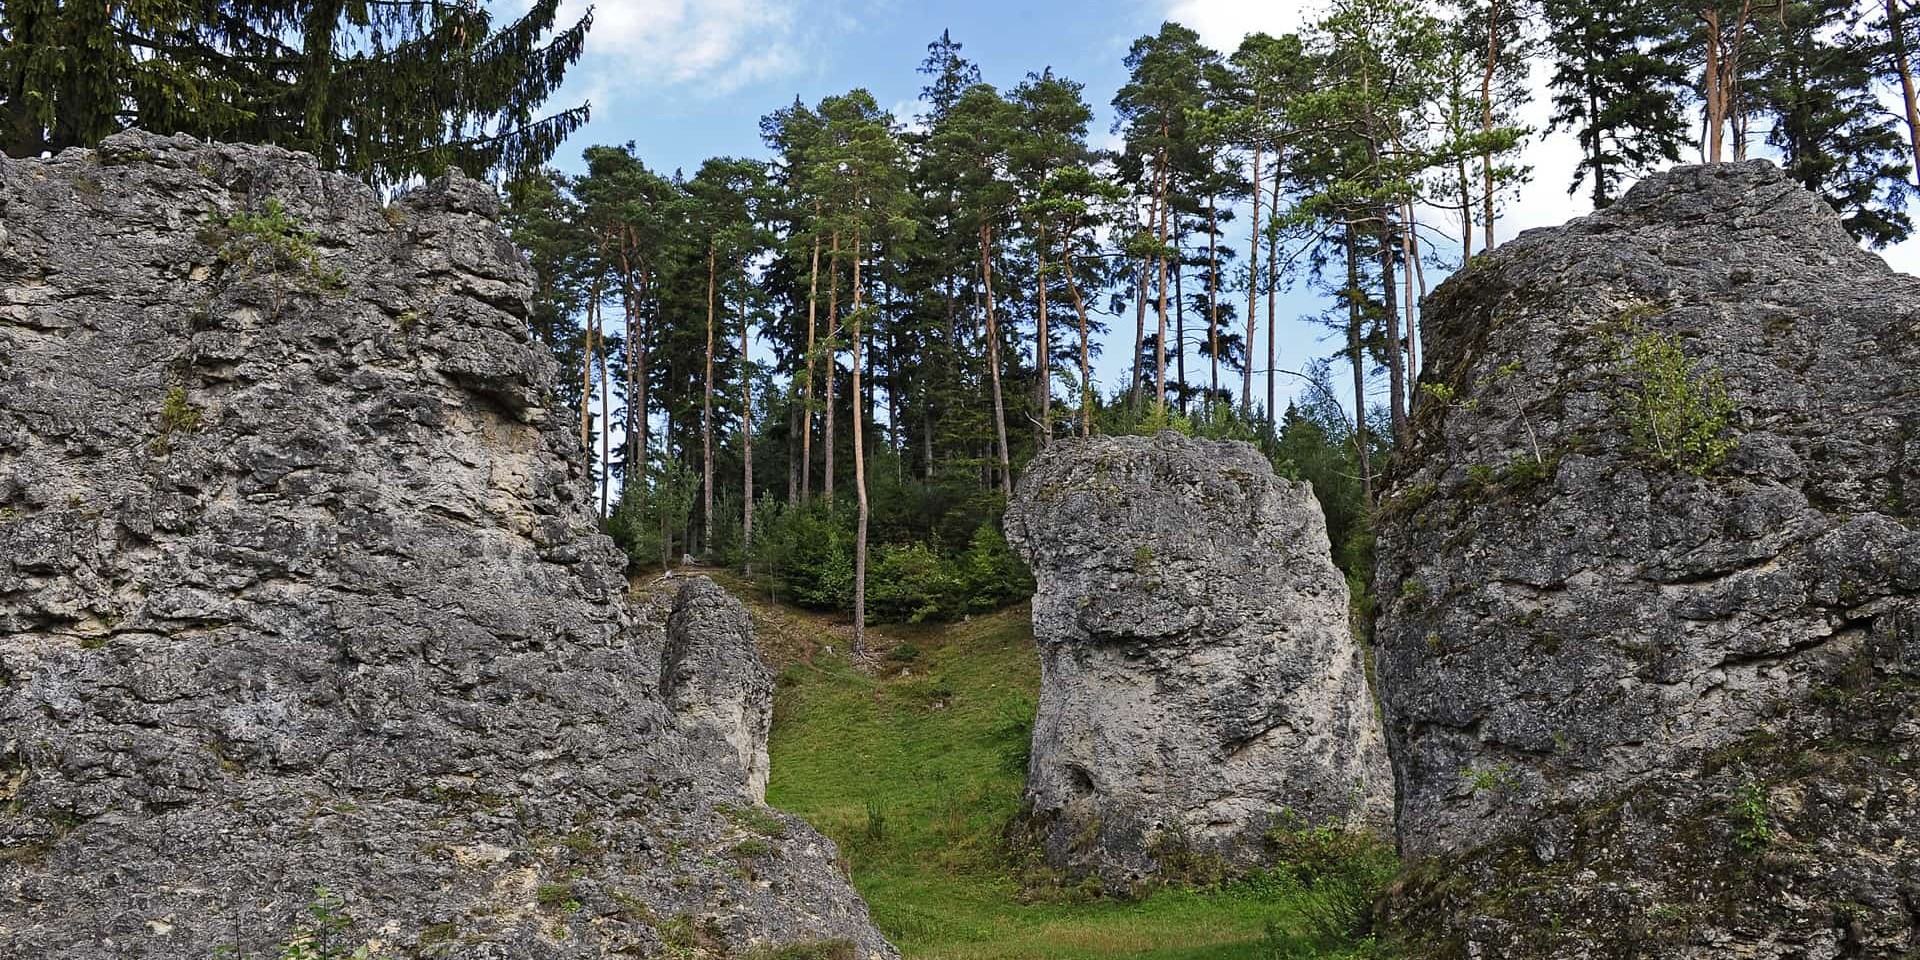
[662,576,775,803]
[1374,161,1920,957]
[0,131,893,960]
[1005,432,1393,885]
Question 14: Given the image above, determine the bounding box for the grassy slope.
[705,572,1389,960]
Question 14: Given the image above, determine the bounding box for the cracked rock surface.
[1005,432,1393,886]
[1374,161,1920,957]
[0,131,893,960]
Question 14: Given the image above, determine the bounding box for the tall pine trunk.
[801,223,821,502]
[1345,228,1373,506]
[1379,212,1407,446]
[580,278,598,456]
[1035,225,1051,447]
[1243,138,1262,417]
[1890,0,1920,184]
[740,289,754,569]
[1063,233,1095,437]
[1154,140,1172,411]
[1480,0,1501,253]
[980,221,1013,497]
[1206,182,1220,410]
[1267,167,1281,422]
[702,247,716,556]
[850,229,871,656]
[824,234,841,502]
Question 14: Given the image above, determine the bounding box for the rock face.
[662,576,776,803]
[0,131,893,960]
[1004,432,1393,884]
[1374,161,1920,957]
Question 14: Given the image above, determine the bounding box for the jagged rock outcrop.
[1004,432,1393,885]
[1374,161,1920,957]
[0,131,893,960]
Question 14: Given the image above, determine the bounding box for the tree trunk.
[600,315,612,518]
[1892,0,1920,185]
[1175,254,1189,414]
[1704,9,1725,162]
[824,233,841,502]
[1063,233,1095,437]
[850,228,871,656]
[980,221,1013,497]
[1380,212,1407,446]
[1155,140,1172,411]
[1035,224,1051,447]
[1131,253,1149,406]
[1206,182,1221,411]
[580,279,598,456]
[1244,139,1262,417]
[702,246,716,556]
[740,282,754,569]
[1267,165,1281,421]
[1345,229,1373,506]
[1481,0,1501,253]
[801,223,821,502]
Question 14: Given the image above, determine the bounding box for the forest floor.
[667,568,1393,960]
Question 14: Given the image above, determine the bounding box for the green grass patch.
[760,600,1395,959]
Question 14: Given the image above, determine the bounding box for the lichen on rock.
[1005,431,1393,887]
[0,131,893,960]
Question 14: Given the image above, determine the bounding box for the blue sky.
[526,0,1920,417]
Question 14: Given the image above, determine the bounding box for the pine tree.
[1541,0,1690,206]
[2,0,591,184]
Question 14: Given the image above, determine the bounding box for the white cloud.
[556,0,808,106]
[1160,0,1320,49]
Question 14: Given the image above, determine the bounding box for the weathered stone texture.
[0,131,892,959]
[1374,161,1920,957]
[1005,432,1393,885]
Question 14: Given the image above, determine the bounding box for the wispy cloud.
[556,0,811,108]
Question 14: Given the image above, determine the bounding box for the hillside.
[672,570,1396,960]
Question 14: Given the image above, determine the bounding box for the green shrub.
[1617,327,1738,475]
[868,542,962,623]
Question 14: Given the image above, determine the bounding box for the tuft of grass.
[759,596,1398,959]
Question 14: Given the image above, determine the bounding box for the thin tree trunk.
[1174,253,1187,414]
[824,233,841,502]
[1346,228,1373,505]
[1379,212,1407,445]
[580,277,599,455]
[1401,198,1419,395]
[741,289,754,568]
[1036,224,1051,447]
[1131,253,1149,406]
[1408,199,1430,383]
[600,316,612,518]
[1705,10,1725,162]
[702,247,716,556]
[851,228,871,656]
[1481,0,1501,253]
[1244,139,1262,416]
[1155,140,1172,411]
[1892,0,1920,184]
[1063,233,1095,437]
[801,223,821,502]
[1206,183,1220,412]
[1266,166,1281,422]
[980,221,1013,497]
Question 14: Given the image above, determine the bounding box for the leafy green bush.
[1617,327,1738,475]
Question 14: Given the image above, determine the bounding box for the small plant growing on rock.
[151,385,204,454]
[1731,780,1773,850]
[213,887,386,959]
[1616,326,1738,476]
[205,198,347,295]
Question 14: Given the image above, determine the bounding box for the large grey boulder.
[0,131,893,960]
[1374,161,1920,957]
[1005,432,1393,885]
